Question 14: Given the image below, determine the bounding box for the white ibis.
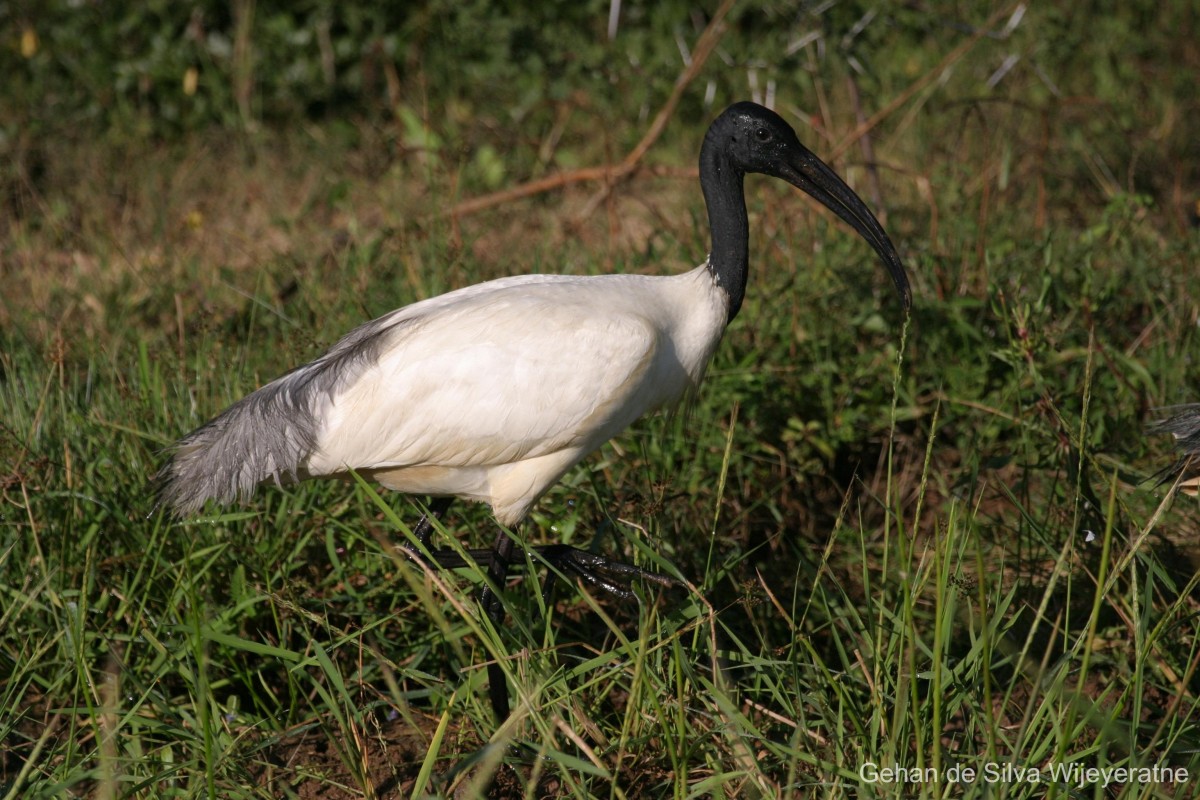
[158,101,911,720]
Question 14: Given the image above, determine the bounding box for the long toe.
[537,545,680,598]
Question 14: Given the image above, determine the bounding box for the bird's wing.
[307,287,666,474]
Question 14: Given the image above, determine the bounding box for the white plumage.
[160,266,728,523]
[309,267,727,524]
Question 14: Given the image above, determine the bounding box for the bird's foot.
[401,541,678,600]
[533,544,680,600]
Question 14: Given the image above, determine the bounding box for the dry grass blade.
[828,2,1026,162]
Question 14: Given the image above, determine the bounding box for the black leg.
[410,539,679,599]
[470,536,679,724]
[479,528,517,722]
[408,496,454,554]
[402,502,519,722]
[398,502,679,725]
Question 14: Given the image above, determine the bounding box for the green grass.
[4,2,1200,798]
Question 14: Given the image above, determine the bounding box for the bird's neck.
[699,143,749,324]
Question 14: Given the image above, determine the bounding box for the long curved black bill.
[780,148,911,310]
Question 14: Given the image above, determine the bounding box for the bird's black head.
[708,101,807,176]
[704,101,911,311]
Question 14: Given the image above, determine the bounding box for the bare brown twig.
[447,1,1019,225]
[444,0,737,221]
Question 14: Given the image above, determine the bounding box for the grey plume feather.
[1148,403,1200,489]
[156,311,410,517]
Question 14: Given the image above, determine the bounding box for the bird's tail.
[156,309,400,517]
[155,376,321,517]
[1148,403,1200,493]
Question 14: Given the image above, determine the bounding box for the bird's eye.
[755,128,770,141]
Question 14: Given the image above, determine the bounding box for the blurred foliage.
[0,2,1050,135]
[4,0,1194,212]
[3,0,1192,132]
[3,0,769,136]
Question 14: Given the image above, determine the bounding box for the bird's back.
[158,265,727,521]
